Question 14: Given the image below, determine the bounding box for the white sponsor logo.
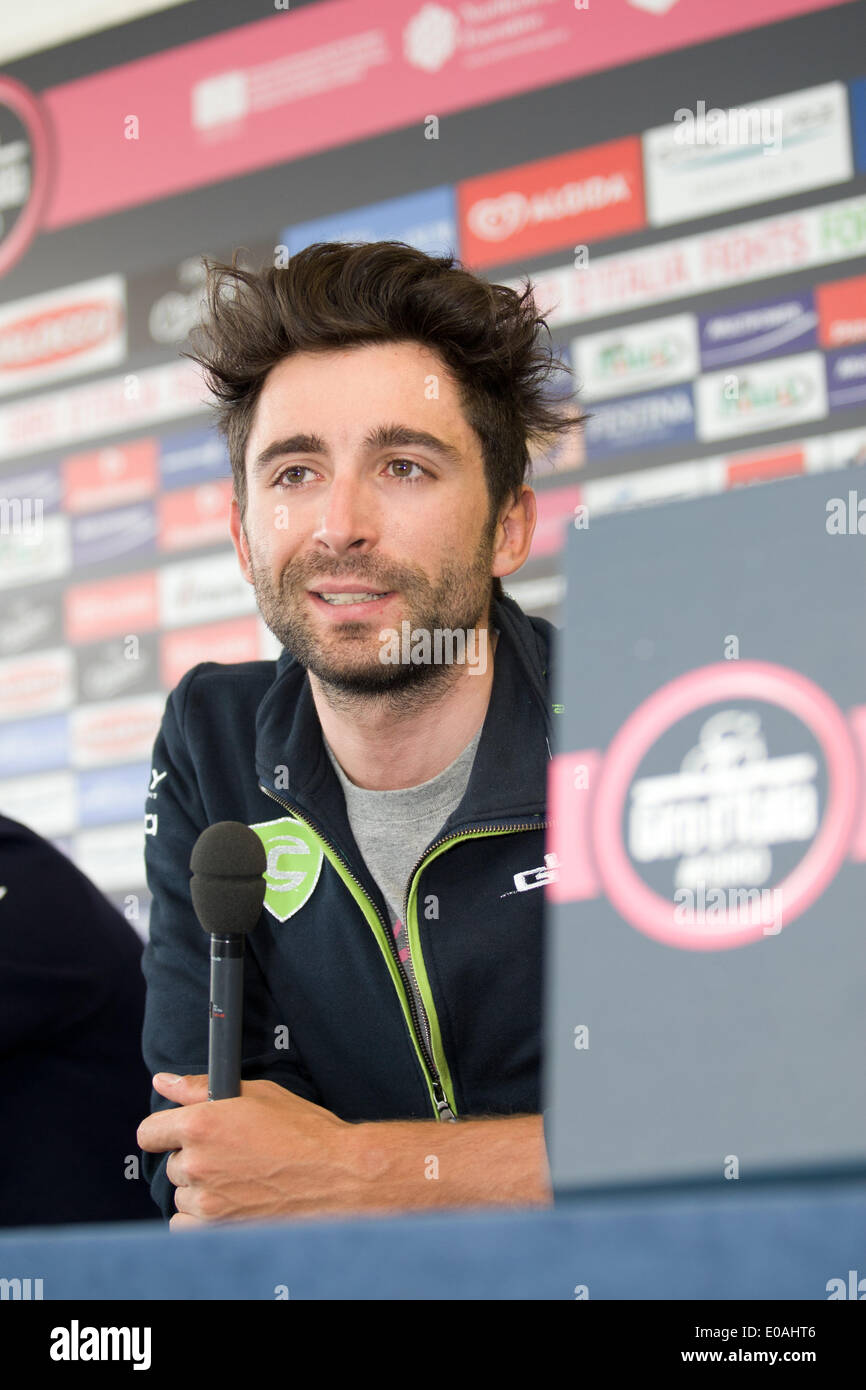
[0,137,29,217]
[0,276,126,396]
[627,0,680,12]
[469,173,632,243]
[158,552,257,629]
[826,317,866,347]
[833,352,866,381]
[191,70,250,130]
[628,711,818,907]
[70,696,165,769]
[0,647,73,720]
[0,514,70,591]
[403,4,460,72]
[149,287,205,344]
[696,351,827,442]
[513,851,560,892]
[573,312,699,400]
[644,82,852,228]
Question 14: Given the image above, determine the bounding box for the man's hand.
[137,1073,553,1229]
[136,1073,358,1229]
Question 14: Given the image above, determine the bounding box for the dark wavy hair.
[184,241,585,602]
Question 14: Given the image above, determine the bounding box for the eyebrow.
[252,423,464,475]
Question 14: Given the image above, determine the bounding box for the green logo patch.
[249,816,324,923]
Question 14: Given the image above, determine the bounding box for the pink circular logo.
[0,77,53,276]
[591,661,859,950]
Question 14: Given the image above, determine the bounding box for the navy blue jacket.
[140,593,556,1219]
[0,815,158,1227]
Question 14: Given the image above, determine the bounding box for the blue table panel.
[0,1179,863,1299]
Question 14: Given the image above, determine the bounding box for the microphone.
[189,822,267,1100]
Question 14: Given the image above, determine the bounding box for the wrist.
[343,1119,391,1200]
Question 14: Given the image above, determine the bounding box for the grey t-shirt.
[322,726,482,1054]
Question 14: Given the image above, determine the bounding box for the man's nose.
[311,473,377,554]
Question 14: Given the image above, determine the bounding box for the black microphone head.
[189,821,267,937]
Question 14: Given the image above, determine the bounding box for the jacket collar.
[254,594,555,853]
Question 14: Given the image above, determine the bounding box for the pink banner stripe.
[546,749,602,904]
[848,705,866,862]
[38,0,853,231]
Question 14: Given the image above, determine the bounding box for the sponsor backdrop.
[545,470,866,1190]
[0,0,864,931]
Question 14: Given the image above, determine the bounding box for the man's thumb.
[153,1072,208,1102]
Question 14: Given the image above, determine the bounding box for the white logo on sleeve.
[501,852,561,897]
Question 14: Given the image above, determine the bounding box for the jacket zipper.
[398,819,550,1120]
[260,782,457,1119]
[259,783,546,1122]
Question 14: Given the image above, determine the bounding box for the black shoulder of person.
[0,814,160,1227]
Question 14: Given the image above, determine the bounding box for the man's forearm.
[346,1112,553,1213]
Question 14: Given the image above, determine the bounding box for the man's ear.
[229,496,254,585]
[491,486,536,584]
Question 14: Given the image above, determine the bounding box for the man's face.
[231,340,502,695]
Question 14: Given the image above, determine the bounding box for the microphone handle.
[208,935,244,1100]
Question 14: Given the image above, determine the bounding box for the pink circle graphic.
[0,77,53,277]
[591,661,859,951]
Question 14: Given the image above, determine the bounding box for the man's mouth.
[309,588,394,607]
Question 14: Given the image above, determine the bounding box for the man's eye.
[272,460,429,486]
[273,466,314,487]
[385,458,428,481]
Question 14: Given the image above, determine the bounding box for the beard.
[247,516,497,705]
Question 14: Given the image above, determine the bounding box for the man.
[138,240,584,1227]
